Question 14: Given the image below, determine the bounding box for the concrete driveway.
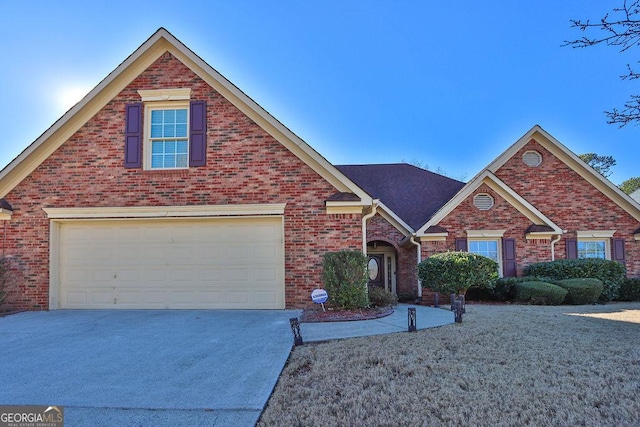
[0,309,302,426]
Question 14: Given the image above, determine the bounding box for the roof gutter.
[409,234,422,298]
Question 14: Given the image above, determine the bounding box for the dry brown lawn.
[258,302,640,426]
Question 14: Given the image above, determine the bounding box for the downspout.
[361,200,378,254]
[550,234,562,261]
[409,234,422,299]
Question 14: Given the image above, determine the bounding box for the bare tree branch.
[564,0,640,126]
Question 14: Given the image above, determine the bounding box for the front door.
[367,254,385,288]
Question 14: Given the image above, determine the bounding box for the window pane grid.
[150,139,188,169]
[149,108,188,169]
[468,240,499,262]
[578,240,606,259]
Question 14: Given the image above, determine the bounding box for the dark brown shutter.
[612,238,626,264]
[565,238,578,259]
[124,103,142,168]
[502,238,517,277]
[189,100,207,167]
[455,238,467,252]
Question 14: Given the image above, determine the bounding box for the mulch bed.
[299,305,395,323]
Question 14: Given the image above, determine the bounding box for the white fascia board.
[0,28,371,204]
[416,170,562,236]
[43,203,287,219]
[162,31,372,201]
[376,201,414,236]
[488,125,640,222]
[0,30,169,198]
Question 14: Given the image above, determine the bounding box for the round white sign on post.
[311,289,328,304]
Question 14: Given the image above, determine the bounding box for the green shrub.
[367,286,398,307]
[487,276,554,301]
[322,251,369,309]
[523,258,625,302]
[556,278,603,305]
[418,251,498,296]
[618,278,640,301]
[515,281,568,305]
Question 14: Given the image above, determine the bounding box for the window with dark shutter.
[455,238,467,252]
[565,238,578,259]
[502,238,517,277]
[189,100,207,167]
[124,103,143,168]
[612,238,626,264]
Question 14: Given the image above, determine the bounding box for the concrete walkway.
[299,304,454,342]
[0,305,453,426]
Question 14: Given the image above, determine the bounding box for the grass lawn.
[258,302,640,426]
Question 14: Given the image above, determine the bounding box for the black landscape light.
[289,317,304,346]
[408,307,416,332]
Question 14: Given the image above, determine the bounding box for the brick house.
[1,29,639,311]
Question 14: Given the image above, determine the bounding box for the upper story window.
[148,105,189,169]
[124,88,207,170]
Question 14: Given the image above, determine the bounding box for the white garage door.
[57,217,284,309]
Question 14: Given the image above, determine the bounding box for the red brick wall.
[424,183,552,276]
[423,138,640,278]
[366,214,418,297]
[495,139,640,277]
[1,52,362,310]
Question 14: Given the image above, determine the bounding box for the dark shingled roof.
[526,224,555,233]
[0,198,13,211]
[326,192,361,202]
[336,163,466,230]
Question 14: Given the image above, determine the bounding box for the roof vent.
[523,150,542,167]
[473,193,494,211]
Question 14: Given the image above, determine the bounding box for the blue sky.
[1,1,637,185]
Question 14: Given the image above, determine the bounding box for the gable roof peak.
[0,28,372,203]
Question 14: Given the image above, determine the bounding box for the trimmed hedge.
[488,276,554,301]
[515,281,568,305]
[619,278,640,301]
[322,251,369,309]
[556,278,603,305]
[523,258,625,303]
[418,251,498,295]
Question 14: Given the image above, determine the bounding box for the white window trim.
[143,101,190,170]
[466,229,506,238]
[138,88,191,102]
[576,230,615,239]
[575,230,615,260]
